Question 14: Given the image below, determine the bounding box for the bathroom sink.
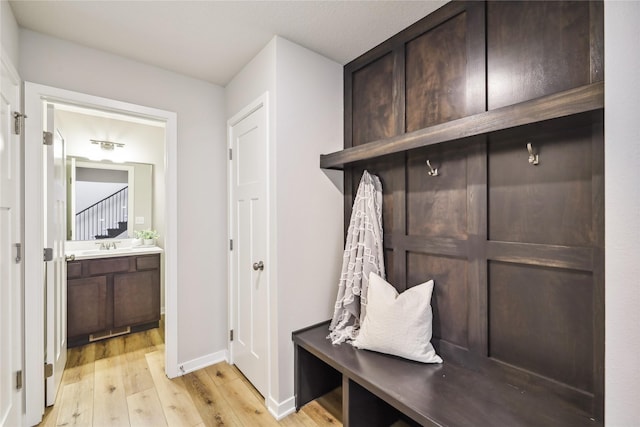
[66,245,163,260]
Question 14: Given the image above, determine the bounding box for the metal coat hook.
[527,143,539,165]
[426,160,439,176]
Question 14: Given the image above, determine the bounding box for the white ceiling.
[9,0,447,87]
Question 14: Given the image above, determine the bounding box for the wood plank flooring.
[38,325,342,427]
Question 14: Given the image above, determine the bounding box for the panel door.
[229,98,268,398]
[44,105,67,406]
[0,57,23,427]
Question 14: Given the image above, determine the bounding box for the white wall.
[226,36,343,416]
[274,37,343,405]
[19,29,228,364]
[1,0,19,66]
[604,2,640,425]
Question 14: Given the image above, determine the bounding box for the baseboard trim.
[177,349,228,376]
[268,395,296,420]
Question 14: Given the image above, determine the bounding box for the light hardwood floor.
[39,325,342,427]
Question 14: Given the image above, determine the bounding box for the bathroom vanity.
[66,248,162,347]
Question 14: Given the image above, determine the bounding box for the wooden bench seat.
[293,321,600,427]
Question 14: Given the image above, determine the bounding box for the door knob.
[253,261,264,271]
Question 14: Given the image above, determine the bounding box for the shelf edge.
[320,82,604,169]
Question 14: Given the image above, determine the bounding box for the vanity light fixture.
[91,139,125,151]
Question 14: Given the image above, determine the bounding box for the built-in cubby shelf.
[320,81,604,170]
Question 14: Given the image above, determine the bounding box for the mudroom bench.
[293,321,599,427]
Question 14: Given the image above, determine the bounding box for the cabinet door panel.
[136,254,160,271]
[406,7,483,131]
[113,271,160,328]
[67,276,108,337]
[487,1,592,109]
[352,53,395,146]
[87,257,130,275]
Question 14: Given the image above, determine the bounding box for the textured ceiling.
[9,0,447,86]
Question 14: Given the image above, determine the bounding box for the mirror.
[67,157,153,240]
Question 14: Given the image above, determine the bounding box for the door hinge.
[44,363,53,379]
[229,239,233,251]
[229,148,232,160]
[13,112,26,135]
[16,370,23,390]
[230,330,234,341]
[43,247,53,262]
[43,131,53,146]
[14,243,22,263]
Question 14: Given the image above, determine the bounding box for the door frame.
[23,82,179,425]
[0,50,23,427]
[227,92,271,396]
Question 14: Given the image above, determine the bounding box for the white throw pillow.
[353,272,443,364]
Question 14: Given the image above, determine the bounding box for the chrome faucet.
[97,241,119,250]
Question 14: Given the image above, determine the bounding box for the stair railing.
[75,186,128,240]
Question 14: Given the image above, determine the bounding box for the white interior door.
[229,98,268,398]
[44,104,67,406]
[0,58,23,427]
[66,157,75,240]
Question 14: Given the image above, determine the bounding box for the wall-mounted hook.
[426,160,439,176]
[527,143,539,166]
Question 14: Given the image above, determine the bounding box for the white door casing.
[0,54,23,427]
[24,82,178,425]
[44,105,67,406]
[228,94,269,399]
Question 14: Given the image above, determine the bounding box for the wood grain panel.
[384,249,394,288]
[136,254,160,270]
[114,270,160,328]
[406,12,467,131]
[146,350,204,427]
[407,145,467,239]
[182,369,242,427]
[67,276,108,337]
[488,118,594,246]
[87,257,131,275]
[55,379,94,427]
[127,388,169,427]
[67,261,82,278]
[487,1,591,109]
[352,54,395,146]
[487,241,593,272]
[489,261,594,392]
[406,253,468,349]
[93,356,129,426]
[322,83,603,169]
[589,1,604,83]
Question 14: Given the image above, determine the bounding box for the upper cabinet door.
[487,0,603,110]
[345,1,486,147]
[404,1,485,132]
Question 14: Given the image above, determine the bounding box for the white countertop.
[66,244,163,261]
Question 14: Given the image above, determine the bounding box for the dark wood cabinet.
[313,0,604,424]
[67,253,161,347]
[486,0,602,109]
[113,270,160,328]
[67,276,108,337]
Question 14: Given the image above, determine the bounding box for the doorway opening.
[23,82,178,426]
